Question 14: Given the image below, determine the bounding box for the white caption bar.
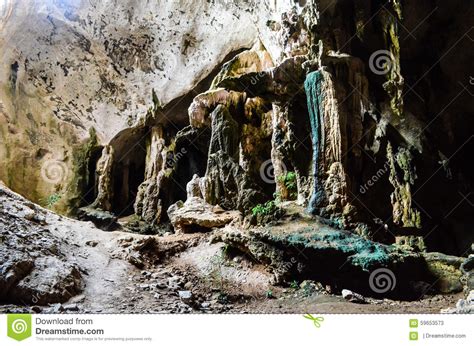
[0,314,472,346]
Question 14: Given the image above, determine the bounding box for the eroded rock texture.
[1,1,473,273]
[0,183,82,304]
[0,0,295,211]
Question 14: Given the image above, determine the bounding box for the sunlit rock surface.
[0,0,298,205]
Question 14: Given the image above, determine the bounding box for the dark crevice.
[83,146,104,205]
[109,127,148,216]
[10,61,19,91]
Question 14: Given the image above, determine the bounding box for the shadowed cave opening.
[109,127,147,216]
[132,48,251,214]
[83,146,104,205]
[78,48,262,221]
[172,126,211,204]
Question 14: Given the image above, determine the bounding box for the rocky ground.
[1,182,471,314]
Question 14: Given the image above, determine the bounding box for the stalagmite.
[305,70,325,213]
[91,145,114,212]
[304,68,355,225]
[134,126,170,224]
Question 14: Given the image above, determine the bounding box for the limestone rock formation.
[0,0,297,209]
[0,182,82,304]
[422,252,465,294]
[167,197,241,233]
[1,0,473,310]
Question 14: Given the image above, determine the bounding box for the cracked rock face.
[0,0,473,287]
[0,182,82,304]
[0,0,296,206]
[0,0,266,138]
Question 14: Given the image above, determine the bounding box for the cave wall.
[0,0,298,211]
[1,0,473,255]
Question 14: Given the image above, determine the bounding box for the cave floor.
[0,182,462,314]
[0,218,462,314]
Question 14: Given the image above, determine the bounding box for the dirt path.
[0,183,463,314]
[50,224,463,314]
[41,213,136,312]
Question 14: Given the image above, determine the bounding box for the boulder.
[342,289,366,303]
[219,222,435,298]
[441,290,474,314]
[460,256,474,291]
[77,207,118,231]
[167,197,241,233]
[422,252,465,293]
[178,290,194,305]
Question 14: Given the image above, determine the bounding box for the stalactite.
[380,3,404,117]
[304,70,327,213]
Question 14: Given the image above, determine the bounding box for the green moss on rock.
[423,252,464,293]
[387,143,421,228]
[263,225,395,271]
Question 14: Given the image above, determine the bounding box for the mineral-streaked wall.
[0,0,473,257]
[0,0,298,208]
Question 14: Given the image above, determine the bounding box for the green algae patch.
[261,224,397,271]
[304,71,326,213]
[310,227,392,270]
